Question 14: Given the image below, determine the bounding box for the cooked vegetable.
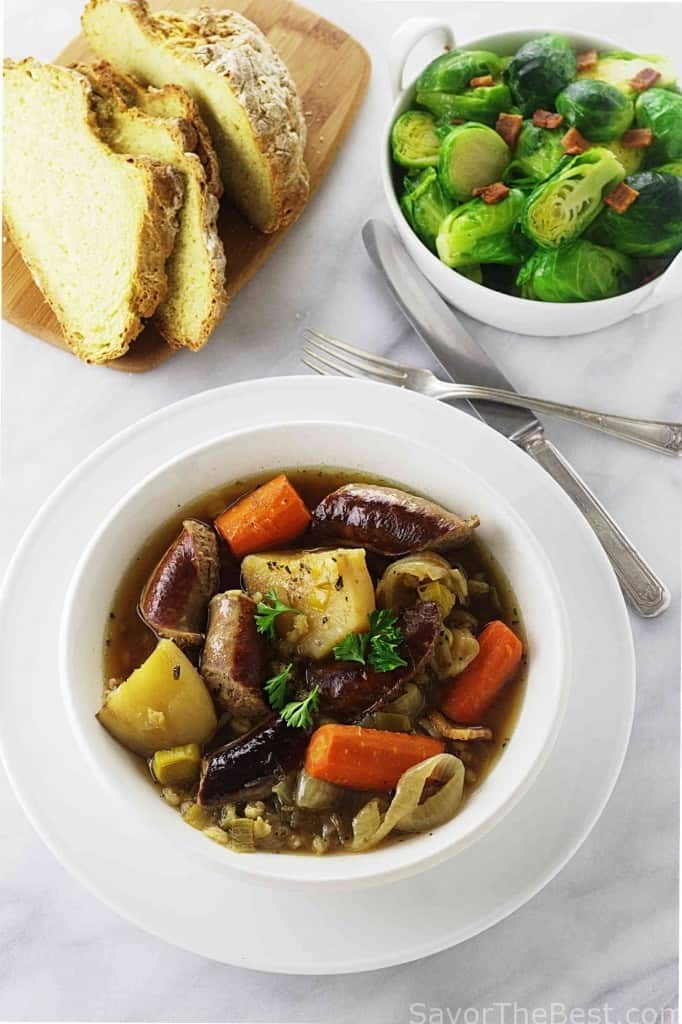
[214,474,311,558]
[437,188,528,268]
[311,484,479,556]
[97,639,218,757]
[294,767,342,810]
[333,607,407,672]
[438,123,510,201]
[504,121,565,186]
[578,51,677,94]
[201,590,268,716]
[360,711,412,732]
[138,519,219,648]
[588,170,682,257]
[503,35,577,116]
[376,550,467,612]
[655,161,682,178]
[600,138,645,176]
[516,240,636,301]
[441,620,523,723]
[425,712,493,742]
[400,167,454,252]
[310,602,441,720]
[417,82,512,126]
[522,146,625,248]
[635,89,682,164]
[457,264,483,284]
[254,589,301,642]
[391,110,440,168]
[305,724,445,791]
[151,743,201,786]
[351,753,465,849]
[385,681,424,720]
[242,547,376,660]
[198,715,310,806]
[556,80,634,142]
[431,625,480,679]
[416,49,504,95]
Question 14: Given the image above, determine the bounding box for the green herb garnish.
[332,631,369,664]
[255,589,300,641]
[332,608,407,673]
[264,663,293,712]
[280,686,320,730]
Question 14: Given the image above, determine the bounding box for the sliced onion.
[359,711,412,732]
[295,768,342,810]
[385,681,424,719]
[377,552,468,612]
[351,753,465,850]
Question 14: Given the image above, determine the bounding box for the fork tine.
[303,328,410,377]
[303,334,406,385]
[302,344,402,386]
[301,350,376,382]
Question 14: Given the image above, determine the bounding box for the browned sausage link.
[138,519,219,647]
[308,602,441,720]
[310,484,479,556]
[201,591,269,716]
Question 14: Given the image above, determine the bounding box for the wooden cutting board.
[2,0,371,371]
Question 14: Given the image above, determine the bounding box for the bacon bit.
[425,711,493,742]
[562,126,589,154]
[472,181,510,204]
[629,67,661,92]
[604,181,640,214]
[532,108,564,129]
[576,49,598,72]
[450,118,465,125]
[470,74,494,88]
[621,127,653,149]
[495,112,523,149]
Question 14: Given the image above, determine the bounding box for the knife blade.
[362,218,670,618]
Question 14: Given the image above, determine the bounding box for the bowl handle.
[631,251,682,315]
[388,18,456,98]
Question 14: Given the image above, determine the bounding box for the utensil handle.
[435,383,682,456]
[522,435,670,617]
[388,18,455,97]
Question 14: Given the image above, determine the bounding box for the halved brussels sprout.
[391,109,440,169]
[417,83,512,126]
[556,80,634,142]
[655,161,682,178]
[588,171,682,257]
[516,240,636,301]
[400,167,455,252]
[438,123,510,201]
[600,139,645,177]
[504,121,566,186]
[578,51,678,93]
[437,188,527,268]
[503,34,577,116]
[457,264,483,284]
[635,89,682,165]
[417,49,504,95]
[522,147,625,249]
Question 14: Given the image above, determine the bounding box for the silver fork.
[302,328,682,457]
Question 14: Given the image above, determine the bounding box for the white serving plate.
[0,377,635,972]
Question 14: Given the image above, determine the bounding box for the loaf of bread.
[82,0,310,233]
[79,62,228,350]
[3,59,184,363]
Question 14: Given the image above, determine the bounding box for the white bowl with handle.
[382,18,682,336]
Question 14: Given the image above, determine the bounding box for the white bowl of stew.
[60,418,569,889]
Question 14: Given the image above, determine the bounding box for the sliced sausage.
[310,484,479,557]
[139,519,219,647]
[201,591,268,717]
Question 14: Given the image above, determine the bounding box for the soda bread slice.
[82,0,310,233]
[79,63,228,350]
[3,59,183,364]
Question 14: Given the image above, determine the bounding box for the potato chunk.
[97,639,217,757]
[241,548,376,660]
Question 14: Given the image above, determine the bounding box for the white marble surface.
[1,1,680,1019]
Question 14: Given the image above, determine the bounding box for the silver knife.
[362,218,670,618]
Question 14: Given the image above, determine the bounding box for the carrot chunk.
[441,620,523,724]
[305,725,444,791]
[215,473,311,557]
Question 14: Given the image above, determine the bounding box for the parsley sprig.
[333,608,407,673]
[263,663,319,729]
[255,589,300,642]
[263,663,293,711]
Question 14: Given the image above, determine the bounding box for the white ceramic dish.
[60,416,567,889]
[0,377,636,971]
[382,19,682,336]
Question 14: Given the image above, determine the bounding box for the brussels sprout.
[457,264,483,284]
[635,88,682,165]
[417,82,513,126]
[391,110,440,169]
[417,49,504,95]
[482,263,522,296]
[400,167,455,251]
[588,170,682,257]
[503,35,577,116]
[655,161,682,178]
[438,123,510,201]
[522,146,625,248]
[516,240,636,301]
[504,121,566,186]
[600,139,645,177]
[556,80,634,142]
[436,188,527,268]
[578,51,678,93]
